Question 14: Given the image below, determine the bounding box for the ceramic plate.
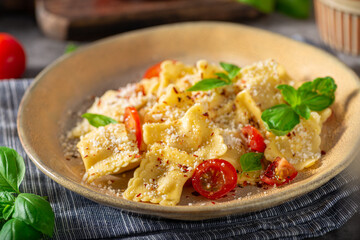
[18,22,360,220]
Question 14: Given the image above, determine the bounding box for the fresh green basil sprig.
[261,77,337,136]
[0,147,55,240]
[239,152,263,174]
[82,113,118,127]
[186,62,241,91]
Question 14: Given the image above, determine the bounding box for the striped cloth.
[0,79,359,240]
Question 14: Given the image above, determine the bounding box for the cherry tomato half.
[0,33,26,79]
[143,62,162,79]
[192,159,237,200]
[242,125,266,152]
[124,106,142,149]
[143,60,176,79]
[260,157,298,186]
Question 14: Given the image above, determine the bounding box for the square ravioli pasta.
[68,59,335,206]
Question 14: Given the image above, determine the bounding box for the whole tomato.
[0,33,26,79]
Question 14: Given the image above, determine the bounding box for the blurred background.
[1,0,359,79]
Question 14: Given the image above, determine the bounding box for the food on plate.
[69,59,336,206]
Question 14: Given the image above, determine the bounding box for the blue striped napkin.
[0,79,359,240]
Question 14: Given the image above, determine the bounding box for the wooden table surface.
[1,12,360,240]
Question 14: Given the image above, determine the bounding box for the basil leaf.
[0,219,42,240]
[276,0,311,19]
[298,77,337,111]
[82,113,118,128]
[293,104,311,120]
[277,85,299,106]
[261,104,300,136]
[219,62,241,80]
[187,78,230,91]
[236,0,275,13]
[0,147,25,193]
[12,193,55,237]
[298,91,333,111]
[0,192,15,204]
[214,72,231,82]
[240,152,263,172]
[2,205,14,220]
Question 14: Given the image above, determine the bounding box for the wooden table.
[1,12,359,240]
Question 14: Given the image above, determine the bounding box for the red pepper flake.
[186,95,192,100]
[193,154,198,157]
[65,158,70,161]
[211,132,214,136]
[202,112,209,117]
[97,99,102,106]
[173,87,179,94]
[177,97,181,102]
[135,84,146,96]
[84,155,88,158]
[91,173,95,176]
[136,193,141,197]
[211,202,216,205]
[184,175,188,177]
[135,154,141,158]
[163,101,168,104]
[166,160,169,164]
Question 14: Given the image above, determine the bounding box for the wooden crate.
[35,0,261,40]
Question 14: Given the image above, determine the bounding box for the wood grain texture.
[35,0,261,40]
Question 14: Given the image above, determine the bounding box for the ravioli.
[264,108,332,170]
[237,59,291,110]
[123,144,197,206]
[77,124,141,182]
[143,104,227,158]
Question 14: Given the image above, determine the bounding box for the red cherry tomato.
[143,60,176,79]
[124,106,142,149]
[192,159,237,200]
[242,125,266,152]
[143,62,162,79]
[261,157,298,186]
[0,33,26,79]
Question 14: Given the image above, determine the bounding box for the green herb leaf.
[240,152,263,173]
[0,219,42,240]
[2,205,14,220]
[276,85,299,107]
[65,43,78,53]
[12,193,55,237]
[298,77,337,111]
[220,62,241,80]
[186,78,230,91]
[236,0,275,13]
[214,72,231,82]
[82,113,118,128]
[276,0,311,19]
[0,147,25,193]
[261,104,300,136]
[293,104,311,120]
[0,192,15,204]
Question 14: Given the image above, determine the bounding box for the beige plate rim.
[17,21,360,220]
